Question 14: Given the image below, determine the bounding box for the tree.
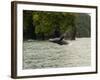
[32,11,76,40]
[23,10,36,39]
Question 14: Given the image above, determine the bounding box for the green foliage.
[32,11,76,37]
[23,10,90,40]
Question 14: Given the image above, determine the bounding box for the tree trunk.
[70,18,76,40]
[71,26,76,40]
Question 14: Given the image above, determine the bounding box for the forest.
[23,10,91,40]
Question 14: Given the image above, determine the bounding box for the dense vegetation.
[23,10,90,40]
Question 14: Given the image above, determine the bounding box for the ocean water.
[23,38,91,69]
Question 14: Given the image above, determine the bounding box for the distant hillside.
[75,13,91,37]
